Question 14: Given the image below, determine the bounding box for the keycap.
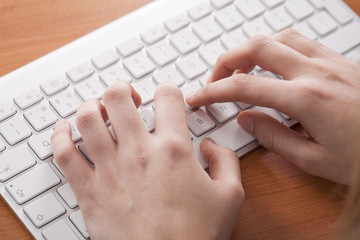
[236,0,266,20]
[6,163,61,204]
[210,0,233,9]
[253,107,286,124]
[187,109,216,137]
[66,62,95,83]
[261,0,284,8]
[207,102,239,123]
[221,30,248,49]
[28,130,53,160]
[243,18,273,37]
[308,12,337,36]
[116,38,144,57]
[285,0,314,21]
[24,193,66,228]
[99,64,132,87]
[139,109,155,132]
[199,41,226,67]
[264,6,294,32]
[215,6,245,31]
[170,29,201,55]
[0,140,5,152]
[50,91,82,118]
[147,41,178,67]
[292,22,317,40]
[141,26,167,45]
[320,21,360,54]
[58,183,78,208]
[153,67,185,87]
[0,118,32,145]
[91,50,119,70]
[40,76,70,96]
[236,102,252,110]
[74,77,105,101]
[176,54,208,80]
[14,89,44,110]
[308,0,353,25]
[67,117,82,142]
[182,82,202,110]
[0,144,36,182]
[345,48,360,64]
[165,14,191,33]
[193,17,223,43]
[0,103,17,122]
[123,53,156,79]
[133,78,157,105]
[24,104,58,132]
[187,3,213,21]
[69,210,89,239]
[42,219,79,240]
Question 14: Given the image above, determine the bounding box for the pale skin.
[51,29,360,239]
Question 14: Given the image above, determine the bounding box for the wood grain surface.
[0,0,359,239]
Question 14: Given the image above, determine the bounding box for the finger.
[237,110,323,172]
[154,82,190,138]
[186,73,293,116]
[200,138,242,184]
[76,99,116,162]
[102,80,146,143]
[210,35,310,82]
[51,120,93,193]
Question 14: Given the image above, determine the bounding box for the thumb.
[200,138,242,185]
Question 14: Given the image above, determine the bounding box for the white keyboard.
[1,0,360,239]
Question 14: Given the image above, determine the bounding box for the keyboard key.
[264,6,294,32]
[133,78,157,105]
[24,104,58,132]
[165,14,191,33]
[215,6,245,31]
[187,109,216,137]
[236,0,266,20]
[14,89,44,110]
[66,62,95,83]
[261,0,284,8]
[345,48,360,64]
[50,91,82,118]
[58,183,78,209]
[243,18,273,37]
[24,193,66,228]
[70,210,89,239]
[221,30,248,49]
[0,145,36,182]
[40,76,70,96]
[308,12,337,36]
[285,0,314,21]
[123,53,156,79]
[193,17,223,43]
[0,103,17,122]
[67,117,82,142]
[308,0,353,24]
[147,41,178,67]
[99,64,132,87]
[139,108,155,132]
[293,22,317,40]
[116,37,144,57]
[207,102,239,123]
[199,41,226,67]
[170,29,201,55]
[0,118,32,145]
[254,107,286,123]
[28,130,53,160]
[153,67,185,87]
[236,102,252,110]
[75,77,105,101]
[176,54,208,80]
[6,163,61,204]
[0,140,5,152]
[91,50,119,70]
[42,219,79,240]
[210,0,233,9]
[141,26,167,45]
[187,3,213,21]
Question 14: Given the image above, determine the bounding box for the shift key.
[6,164,60,204]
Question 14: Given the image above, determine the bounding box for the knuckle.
[155,82,183,100]
[258,126,276,152]
[227,180,245,199]
[162,134,188,157]
[279,28,302,40]
[103,81,132,104]
[230,73,253,96]
[54,143,75,167]
[247,35,273,55]
[311,60,337,80]
[76,107,99,130]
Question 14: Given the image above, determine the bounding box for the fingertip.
[237,112,254,133]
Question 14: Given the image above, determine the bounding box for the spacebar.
[320,21,360,54]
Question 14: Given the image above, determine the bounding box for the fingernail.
[55,119,66,129]
[238,115,254,133]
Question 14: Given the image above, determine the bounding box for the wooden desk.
[0,1,359,239]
